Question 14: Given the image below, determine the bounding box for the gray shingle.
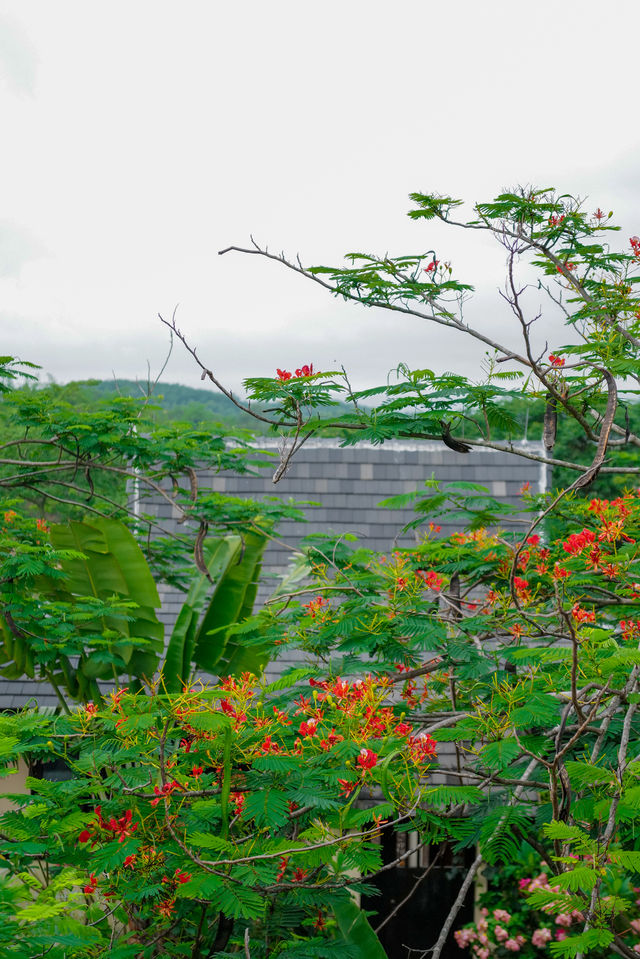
[4,439,546,708]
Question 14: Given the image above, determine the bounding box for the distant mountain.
[91,378,261,429]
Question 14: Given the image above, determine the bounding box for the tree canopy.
[3,185,640,958]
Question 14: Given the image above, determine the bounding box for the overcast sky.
[2,1,640,396]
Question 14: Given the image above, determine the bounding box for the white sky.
[2,0,640,396]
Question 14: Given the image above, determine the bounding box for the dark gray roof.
[1,440,547,707]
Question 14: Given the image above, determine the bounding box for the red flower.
[319,728,344,750]
[548,354,565,368]
[594,208,606,221]
[276,856,289,881]
[304,595,329,618]
[571,603,595,624]
[292,867,309,882]
[294,364,313,377]
[231,792,245,817]
[78,806,138,845]
[621,620,640,642]
[338,779,355,797]
[151,781,180,807]
[84,702,98,718]
[191,765,203,778]
[298,718,319,738]
[83,873,98,895]
[424,260,439,273]
[562,529,596,556]
[408,732,437,765]
[276,368,292,381]
[356,748,378,772]
[393,721,413,736]
[156,898,176,918]
[416,569,444,591]
[548,214,565,227]
[123,855,137,869]
[631,236,640,259]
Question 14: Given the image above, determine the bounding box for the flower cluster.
[562,528,596,556]
[454,908,526,956]
[276,364,314,380]
[416,569,444,591]
[78,806,138,845]
[303,595,329,618]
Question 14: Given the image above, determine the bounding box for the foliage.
[0,672,432,957]
[5,184,640,956]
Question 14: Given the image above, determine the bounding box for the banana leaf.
[44,518,163,685]
[162,536,242,692]
[333,899,387,959]
[193,531,268,677]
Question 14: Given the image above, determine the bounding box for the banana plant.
[24,518,269,701]
[42,518,165,699]
[162,530,269,691]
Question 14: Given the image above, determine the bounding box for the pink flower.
[454,928,477,947]
[532,928,552,948]
[555,929,567,941]
[504,939,521,952]
[555,913,573,928]
[493,909,511,923]
[494,925,509,942]
[631,919,640,934]
[475,950,489,959]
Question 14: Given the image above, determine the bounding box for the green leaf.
[44,518,163,690]
[162,535,242,692]
[333,898,387,959]
[609,850,640,871]
[564,761,616,788]
[244,789,290,829]
[194,531,268,675]
[480,738,520,770]
[214,883,265,920]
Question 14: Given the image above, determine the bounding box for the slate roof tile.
[5,439,545,707]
